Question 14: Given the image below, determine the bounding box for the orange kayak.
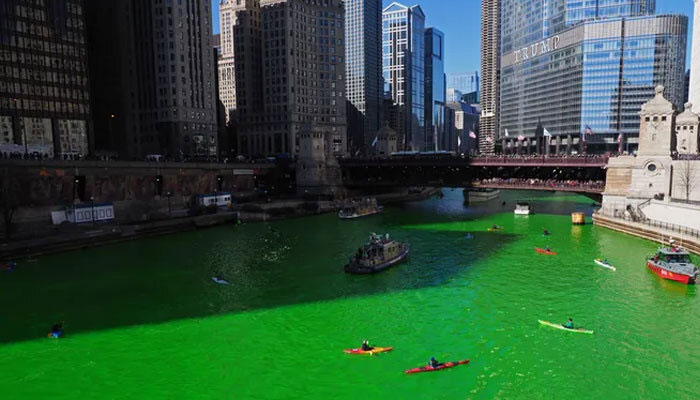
[536,248,557,255]
[343,346,393,355]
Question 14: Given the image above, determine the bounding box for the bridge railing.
[473,181,605,193]
[469,155,609,166]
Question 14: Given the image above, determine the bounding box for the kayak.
[538,320,593,334]
[535,248,557,255]
[594,259,616,271]
[343,346,393,355]
[488,227,504,232]
[47,331,63,339]
[404,359,470,374]
[212,277,230,285]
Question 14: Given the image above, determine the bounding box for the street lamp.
[166,191,172,215]
[90,196,95,226]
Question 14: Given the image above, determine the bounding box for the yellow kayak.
[343,346,393,355]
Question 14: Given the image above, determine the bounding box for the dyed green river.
[2,191,699,399]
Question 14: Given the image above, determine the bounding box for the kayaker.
[562,318,574,329]
[543,229,550,236]
[545,246,551,252]
[492,224,500,230]
[49,322,63,338]
[361,340,373,351]
[429,357,440,368]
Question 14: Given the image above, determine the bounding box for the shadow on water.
[0,190,585,344]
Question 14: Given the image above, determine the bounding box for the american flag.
[583,125,593,142]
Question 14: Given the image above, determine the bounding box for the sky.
[211,0,695,75]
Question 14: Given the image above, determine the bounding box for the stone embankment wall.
[0,160,287,224]
[594,213,700,255]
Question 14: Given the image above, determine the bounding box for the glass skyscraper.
[565,0,655,26]
[425,28,445,151]
[447,72,479,97]
[345,0,383,155]
[499,0,687,154]
[382,2,425,151]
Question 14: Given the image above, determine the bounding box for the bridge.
[338,155,608,199]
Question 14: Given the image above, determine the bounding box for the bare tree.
[676,159,699,201]
[0,168,19,241]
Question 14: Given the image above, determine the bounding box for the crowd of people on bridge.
[473,178,605,190]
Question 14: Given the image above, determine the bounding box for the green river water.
[1,190,699,399]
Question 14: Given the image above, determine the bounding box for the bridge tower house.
[675,102,700,155]
[296,127,344,198]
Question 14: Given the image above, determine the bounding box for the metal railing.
[470,155,609,166]
[595,209,700,239]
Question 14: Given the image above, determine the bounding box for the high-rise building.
[447,72,479,97]
[480,0,500,154]
[86,0,218,159]
[502,0,655,55]
[499,0,687,154]
[345,0,383,156]
[234,0,347,158]
[383,2,425,151]
[218,0,259,124]
[425,27,445,151]
[447,89,463,103]
[0,0,91,158]
[690,0,700,114]
[565,0,655,26]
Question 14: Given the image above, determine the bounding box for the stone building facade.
[86,0,218,159]
[235,0,348,159]
[602,86,700,214]
[0,0,91,158]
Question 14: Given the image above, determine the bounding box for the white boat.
[463,188,500,203]
[514,202,531,215]
[594,259,616,271]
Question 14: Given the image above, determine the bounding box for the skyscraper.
[218,0,258,124]
[480,0,500,154]
[0,0,91,158]
[86,0,218,159]
[499,1,687,154]
[565,0,655,26]
[690,0,700,114]
[345,0,383,156]
[447,72,479,96]
[383,2,425,151]
[425,27,446,151]
[234,0,347,158]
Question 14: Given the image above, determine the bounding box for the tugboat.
[647,247,699,285]
[339,198,383,220]
[345,233,409,274]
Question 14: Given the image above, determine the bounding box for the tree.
[0,168,19,241]
[676,159,699,201]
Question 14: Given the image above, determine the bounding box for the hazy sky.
[211,0,695,75]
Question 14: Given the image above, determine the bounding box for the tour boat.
[345,233,409,274]
[514,202,532,215]
[463,188,500,203]
[339,198,383,220]
[647,247,699,285]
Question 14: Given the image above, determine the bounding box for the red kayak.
[535,248,557,255]
[404,359,470,374]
